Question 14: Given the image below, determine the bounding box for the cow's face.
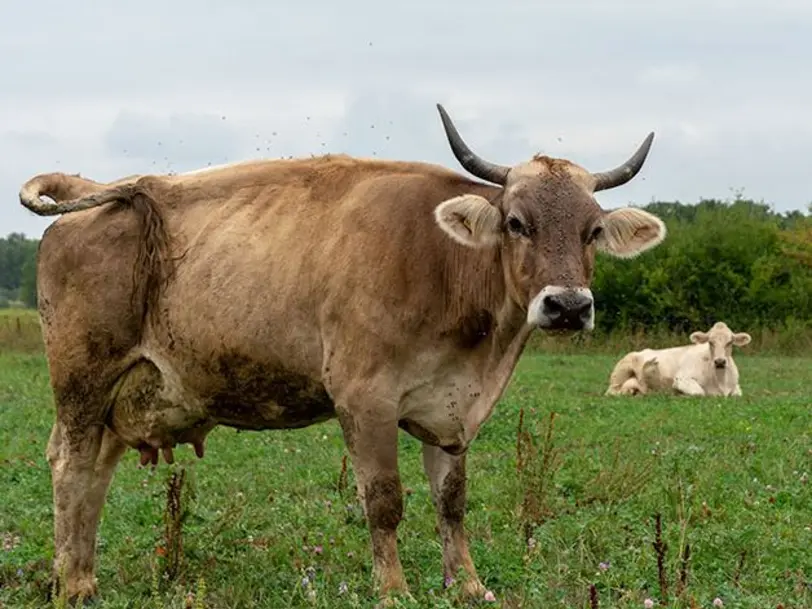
[432,104,667,332]
[690,322,752,369]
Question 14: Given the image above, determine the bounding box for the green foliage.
[593,197,812,334]
[0,233,38,309]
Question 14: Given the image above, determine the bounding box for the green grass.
[0,309,42,355]
[0,350,810,609]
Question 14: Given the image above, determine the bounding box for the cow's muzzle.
[714,358,727,369]
[528,286,594,331]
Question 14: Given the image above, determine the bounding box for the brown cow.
[19,104,666,605]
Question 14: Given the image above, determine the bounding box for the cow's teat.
[528,286,594,331]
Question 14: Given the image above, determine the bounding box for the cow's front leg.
[422,444,491,601]
[673,375,706,396]
[336,405,409,603]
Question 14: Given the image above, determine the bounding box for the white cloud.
[638,65,701,87]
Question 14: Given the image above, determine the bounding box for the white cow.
[605,321,752,397]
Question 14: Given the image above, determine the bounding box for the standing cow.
[20,104,666,605]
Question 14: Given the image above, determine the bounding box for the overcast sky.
[3,0,811,238]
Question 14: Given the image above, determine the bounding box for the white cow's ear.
[596,208,667,258]
[690,331,709,344]
[434,194,502,248]
[732,332,752,347]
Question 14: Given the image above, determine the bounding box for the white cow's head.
[690,321,752,369]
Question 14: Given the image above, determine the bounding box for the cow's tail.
[605,352,644,395]
[21,172,172,331]
[19,172,143,216]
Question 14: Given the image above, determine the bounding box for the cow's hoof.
[460,578,488,600]
[47,585,97,607]
[375,590,416,608]
[69,595,97,608]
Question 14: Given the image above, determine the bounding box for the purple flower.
[599,561,610,572]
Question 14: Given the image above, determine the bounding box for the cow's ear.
[732,332,752,347]
[434,194,502,248]
[596,207,667,258]
[690,331,709,344]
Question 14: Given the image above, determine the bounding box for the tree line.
[3,196,811,334]
[592,196,812,334]
[0,233,38,308]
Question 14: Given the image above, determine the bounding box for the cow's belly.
[106,349,335,454]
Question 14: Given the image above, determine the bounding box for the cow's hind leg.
[47,420,127,602]
[335,403,409,604]
[422,444,492,601]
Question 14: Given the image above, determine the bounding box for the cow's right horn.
[436,104,510,186]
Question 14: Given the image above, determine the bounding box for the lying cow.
[19,103,666,605]
[605,321,752,396]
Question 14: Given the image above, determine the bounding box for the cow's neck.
[440,243,534,450]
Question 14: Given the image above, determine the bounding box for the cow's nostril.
[542,295,563,318]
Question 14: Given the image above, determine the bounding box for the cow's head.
[433,104,667,332]
[690,321,752,369]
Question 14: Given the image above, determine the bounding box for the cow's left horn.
[436,104,510,186]
[591,132,655,192]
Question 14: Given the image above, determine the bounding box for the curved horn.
[436,103,510,186]
[591,132,655,192]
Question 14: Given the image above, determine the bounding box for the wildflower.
[301,576,310,588]
[313,545,323,555]
[444,575,454,589]
[484,590,496,602]
[713,598,723,608]
[644,599,654,608]
[338,581,348,595]
[599,561,610,572]
[527,537,537,551]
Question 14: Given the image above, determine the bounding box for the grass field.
[0,322,810,608]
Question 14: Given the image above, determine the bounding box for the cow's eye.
[586,225,603,245]
[507,215,525,235]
